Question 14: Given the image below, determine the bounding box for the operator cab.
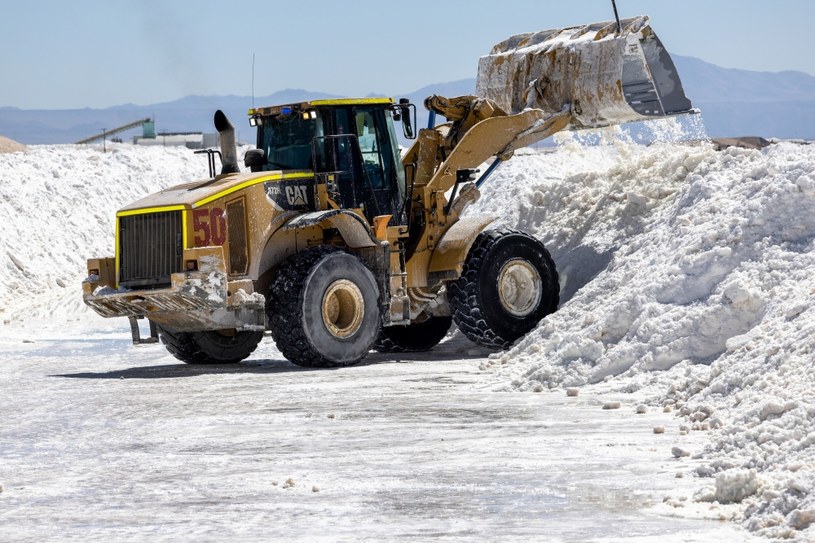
[245,98,415,225]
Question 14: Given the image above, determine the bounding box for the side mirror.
[397,99,417,140]
[244,148,266,172]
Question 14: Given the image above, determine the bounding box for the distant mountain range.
[1,55,813,145]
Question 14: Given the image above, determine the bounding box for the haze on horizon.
[2,0,814,110]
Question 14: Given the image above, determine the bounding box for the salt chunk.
[722,281,752,307]
[566,388,579,397]
[796,174,815,196]
[312,485,320,493]
[653,426,665,434]
[693,486,716,503]
[602,401,621,410]
[787,477,810,495]
[672,447,690,458]
[788,508,815,530]
[759,401,787,421]
[714,469,758,504]
[785,303,807,319]
[636,405,647,414]
[626,191,648,206]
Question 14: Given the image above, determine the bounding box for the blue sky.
[2,0,813,110]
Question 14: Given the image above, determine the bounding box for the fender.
[427,215,497,278]
[252,209,383,294]
[284,210,380,249]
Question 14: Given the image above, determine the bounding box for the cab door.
[351,106,407,225]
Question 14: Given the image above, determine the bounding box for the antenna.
[611,0,622,34]
[251,53,256,109]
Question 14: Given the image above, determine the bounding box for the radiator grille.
[227,198,248,275]
[119,211,183,289]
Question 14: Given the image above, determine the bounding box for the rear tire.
[449,229,559,349]
[158,327,264,364]
[267,247,380,368]
[374,316,453,353]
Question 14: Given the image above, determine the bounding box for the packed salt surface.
[0,135,812,540]
[468,128,815,541]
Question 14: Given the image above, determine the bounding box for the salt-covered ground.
[0,316,757,542]
[0,135,812,541]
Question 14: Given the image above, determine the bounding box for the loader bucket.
[476,16,693,130]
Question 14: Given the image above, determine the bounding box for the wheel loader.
[82,16,694,367]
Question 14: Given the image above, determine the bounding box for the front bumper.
[82,248,265,332]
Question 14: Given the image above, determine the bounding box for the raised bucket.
[476,16,694,129]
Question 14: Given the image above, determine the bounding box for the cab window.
[354,109,385,189]
[259,114,323,171]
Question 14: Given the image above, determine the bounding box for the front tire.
[449,229,559,349]
[158,327,264,364]
[267,247,381,368]
[374,316,453,353]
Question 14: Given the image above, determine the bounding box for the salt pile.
[470,126,815,541]
[0,143,208,322]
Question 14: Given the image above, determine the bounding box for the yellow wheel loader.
[82,16,694,367]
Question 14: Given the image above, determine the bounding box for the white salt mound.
[468,125,815,541]
[0,143,210,322]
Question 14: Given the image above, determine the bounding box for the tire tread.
[449,228,559,349]
[267,247,374,367]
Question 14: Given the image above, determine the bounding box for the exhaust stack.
[214,110,240,175]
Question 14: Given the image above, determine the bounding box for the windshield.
[259,114,323,171]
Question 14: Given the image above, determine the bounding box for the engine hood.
[118,170,314,214]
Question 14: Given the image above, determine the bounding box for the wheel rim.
[322,279,365,338]
[497,258,542,317]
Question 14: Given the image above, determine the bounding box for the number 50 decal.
[192,207,226,246]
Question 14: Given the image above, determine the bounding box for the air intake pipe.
[214,110,240,174]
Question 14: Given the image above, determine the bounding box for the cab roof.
[248,97,394,117]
